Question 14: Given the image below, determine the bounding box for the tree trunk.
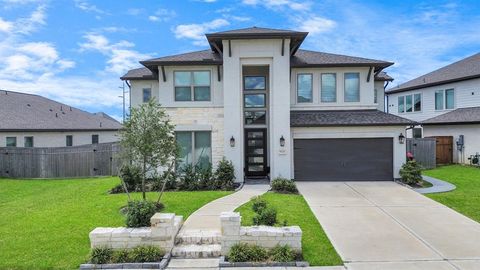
[142,157,147,200]
[157,161,174,204]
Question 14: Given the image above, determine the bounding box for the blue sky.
[1,0,479,121]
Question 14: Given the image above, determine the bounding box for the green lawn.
[423,165,480,222]
[235,192,342,266]
[0,177,231,270]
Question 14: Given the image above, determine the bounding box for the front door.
[244,128,268,177]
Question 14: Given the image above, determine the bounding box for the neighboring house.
[0,90,122,147]
[121,26,413,182]
[386,53,480,164]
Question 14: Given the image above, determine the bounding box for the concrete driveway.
[297,182,480,270]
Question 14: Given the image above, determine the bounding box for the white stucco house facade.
[122,27,413,182]
[386,53,480,165]
[0,90,122,148]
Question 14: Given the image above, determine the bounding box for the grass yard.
[0,177,231,270]
[423,165,480,222]
[235,192,343,266]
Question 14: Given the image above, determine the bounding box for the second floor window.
[374,89,378,104]
[297,74,312,103]
[142,88,151,102]
[174,71,211,101]
[344,73,360,102]
[398,93,421,113]
[435,89,454,110]
[92,134,99,144]
[321,73,336,102]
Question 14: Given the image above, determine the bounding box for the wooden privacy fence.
[406,138,436,169]
[0,142,122,178]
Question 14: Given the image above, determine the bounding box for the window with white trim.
[344,73,360,102]
[435,89,454,110]
[6,137,16,147]
[175,131,212,171]
[398,93,421,113]
[174,71,211,101]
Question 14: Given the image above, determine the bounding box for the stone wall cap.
[151,213,175,223]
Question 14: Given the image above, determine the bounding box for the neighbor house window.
[66,135,73,147]
[175,131,211,171]
[435,89,454,110]
[297,74,312,103]
[6,137,16,147]
[142,88,152,103]
[321,73,336,102]
[24,136,34,147]
[344,73,360,102]
[174,71,211,101]
[413,128,422,138]
[398,93,421,113]
[92,134,99,144]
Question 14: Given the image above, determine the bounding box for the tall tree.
[120,99,177,200]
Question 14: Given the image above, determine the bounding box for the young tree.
[120,99,177,200]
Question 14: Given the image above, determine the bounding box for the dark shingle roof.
[291,50,393,70]
[120,67,155,80]
[207,26,304,35]
[0,90,122,131]
[387,53,480,94]
[422,107,480,125]
[140,49,222,68]
[375,71,394,81]
[290,110,415,127]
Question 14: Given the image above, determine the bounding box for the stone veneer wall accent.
[220,212,302,255]
[89,213,182,250]
[166,108,224,168]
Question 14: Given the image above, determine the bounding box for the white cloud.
[297,16,336,35]
[242,0,311,11]
[148,15,160,22]
[173,18,229,46]
[126,8,143,16]
[148,8,176,22]
[0,17,13,32]
[74,0,107,15]
[195,0,217,2]
[79,33,151,74]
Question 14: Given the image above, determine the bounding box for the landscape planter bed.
[219,256,309,268]
[79,254,170,270]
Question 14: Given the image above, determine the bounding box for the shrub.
[198,165,215,190]
[253,207,277,226]
[268,245,296,262]
[109,184,125,194]
[252,197,267,213]
[271,178,298,194]
[89,246,113,264]
[119,164,142,191]
[177,165,198,191]
[399,160,423,185]
[112,249,131,263]
[129,246,164,262]
[228,243,268,262]
[125,200,158,227]
[214,158,235,190]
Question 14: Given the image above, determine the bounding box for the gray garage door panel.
[294,138,393,181]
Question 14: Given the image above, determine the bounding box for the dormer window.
[174,71,211,101]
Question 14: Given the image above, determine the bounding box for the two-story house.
[386,53,480,165]
[121,27,413,182]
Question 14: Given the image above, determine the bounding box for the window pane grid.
[297,74,312,103]
[176,131,212,171]
[344,73,360,102]
[321,73,336,103]
[445,89,454,109]
[174,71,211,101]
[435,90,444,110]
[398,96,404,113]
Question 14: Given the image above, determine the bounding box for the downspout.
[125,80,131,117]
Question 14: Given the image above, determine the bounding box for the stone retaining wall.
[220,212,302,255]
[89,213,182,250]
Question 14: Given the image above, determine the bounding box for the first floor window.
[413,128,422,139]
[297,74,312,103]
[321,73,336,102]
[344,73,360,102]
[66,135,73,147]
[174,71,211,101]
[398,96,404,113]
[6,137,16,147]
[24,136,34,147]
[142,88,152,102]
[92,134,99,144]
[176,131,212,171]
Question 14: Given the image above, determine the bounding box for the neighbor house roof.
[387,52,480,94]
[290,110,415,127]
[0,90,122,132]
[422,106,480,125]
[121,26,394,80]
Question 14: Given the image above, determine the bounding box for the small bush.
[252,197,267,213]
[112,249,131,263]
[271,178,298,194]
[178,165,199,191]
[253,207,277,226]
[198,165,215,190]
[214,158,235,190]
[399,160,423,185]
[125,200,158,227]
[228,243,268,262]
[109,184,125,194]
[120,164,142,191]
[129,246,164,262]
[268,245,296,262]
[89,246,113,264]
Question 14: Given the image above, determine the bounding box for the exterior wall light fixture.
[230,136,235,147]
[399,133,405,144]
[280,136,285,147]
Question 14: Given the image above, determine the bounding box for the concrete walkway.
[414,175,456,194]
[297,181,480,270]
[180,184,269,232]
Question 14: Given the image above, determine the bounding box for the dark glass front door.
[244,128,268,177]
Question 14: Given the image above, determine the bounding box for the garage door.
[294,138,393,181]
